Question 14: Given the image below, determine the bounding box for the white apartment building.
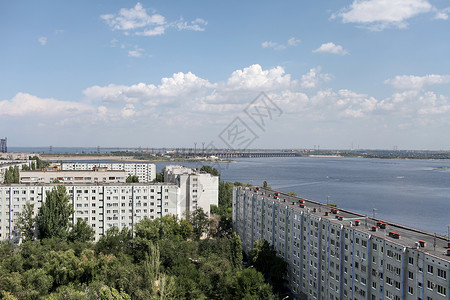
[0,183,181,242]
[61,162,156,183]
[164,165,219,216]
[20,170,127,184]
[233,187,450,300]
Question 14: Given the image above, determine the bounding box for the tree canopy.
[35,185,74,240]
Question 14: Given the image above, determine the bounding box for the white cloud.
[128,47,144,57]
[101,3,165,31]
[0,93,93,117]
[334,0,433,30]
[176,18,207,31]
[101,3,206,36]
[84,71,213,105]
[38,37,47,46]
[385,74,450,90]
[313,42,348,55]
[300,67,333,89]
[261,37,300,50]
[433,7,450,19]
[121,104,137,118]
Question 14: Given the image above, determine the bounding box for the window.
[437,285,447,296]
[437,268,447,279]
[427,265,433,274]
[408,257,414,264]
[408,271,413,280]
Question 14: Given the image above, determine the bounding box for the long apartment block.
[233,187,450,300]
[61,162,156,183]
[0,183,181,242]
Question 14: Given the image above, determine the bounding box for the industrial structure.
[0,137,6,153]
[233,187,450,300]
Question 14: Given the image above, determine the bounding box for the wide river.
[155,157,450,236]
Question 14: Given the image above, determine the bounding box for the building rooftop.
[243,187,450,262]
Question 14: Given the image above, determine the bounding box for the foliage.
[3,166,19,183]
[287,192,297,196]
[68,219,95,243]
[155,172,164,182]
[29,155,49,169]
[125,175,139,183]
[16,202,35,241]
[186,208,211,240]
[199,165,220,177]
[35,185,74,240]
[249,239,288,293]
[0,214,277,300]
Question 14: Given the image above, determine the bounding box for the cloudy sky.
[1,0,450,150]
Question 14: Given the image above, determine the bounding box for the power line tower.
[0,137,7,153]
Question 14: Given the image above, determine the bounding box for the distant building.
[19,169,127,184]
[233,187,450,300]
[164,165,219,216]
[61,162,156,183]
[0,138,6,153]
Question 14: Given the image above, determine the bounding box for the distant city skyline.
[1,1,450,150]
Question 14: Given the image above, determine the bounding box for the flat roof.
[241,187,450,262]
[0,182,177,187]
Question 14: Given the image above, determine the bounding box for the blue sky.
[1,0,450,150]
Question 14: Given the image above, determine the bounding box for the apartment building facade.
[0,183,181,241]
[61,162,156,183]
[233,187,450,300]
[19,170,127,184]
[164,165,219,216]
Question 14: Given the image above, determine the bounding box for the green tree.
[35,185,74,240]
[186,208,211,240]
[229,233,243,271]
[249,239,287,293]
[199,165,220,177]
[3,166,19,184]
[228,268,275,300]
[17,202,35,241]
[68,219,95,243]
[95,227,133,256]
[126,175,139,183]
[155,173,164,182]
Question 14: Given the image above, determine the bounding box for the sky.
[1,0,450,150]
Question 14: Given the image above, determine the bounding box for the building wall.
[0,183,180,242]
[233,187,450,300]
[20,170,127,184]
[61,162,156,183]
[164,165,219,216]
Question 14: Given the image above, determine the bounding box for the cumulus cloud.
[101,3,206,36]
[385,74,450,90]
[313,42,349,55]
[0,93,93,117]
[38,37,47,46]
[333,0,433,30]
[84,71,213,105]
[300,67,333,89]
[262,37,300,50]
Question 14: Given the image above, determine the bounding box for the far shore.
[40,154,233,163]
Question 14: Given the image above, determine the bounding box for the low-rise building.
[233,187,450,300]
[164,165,219,216]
